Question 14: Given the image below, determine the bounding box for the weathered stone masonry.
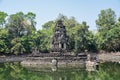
[50,20,69,52]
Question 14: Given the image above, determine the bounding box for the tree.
[6,12,36,38]
[36,29,52,53]
[11,38,25,55]
[96,8,116,32]
[25,12,36,31]
[95,8,119,52]
[5,12,37,54]
[0,11,8,28]
[42,21,54,30]
[6,12,25,38]
[74,22,96,52]
[0,29,10,54]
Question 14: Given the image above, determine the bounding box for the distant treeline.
[0,8,120,55]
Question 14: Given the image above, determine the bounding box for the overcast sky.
[0,0,120,31]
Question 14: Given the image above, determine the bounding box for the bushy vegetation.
[0,8,120,55]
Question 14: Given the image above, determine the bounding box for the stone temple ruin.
[21,20,92,72]
[50,20,69,53]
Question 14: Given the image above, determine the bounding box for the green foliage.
[11,38,25,55]
[0,9,120,55]
[11,43,26,55]
[25,12,36,31]
[37,27,53,52]
[42,21,54,30]
[96,8,120,52]
[6,12,25,38]
[0,11,8,28]
[2,12,37,55]
[96,8,116,32]
[0,29,10,54]
[74,22,97,52]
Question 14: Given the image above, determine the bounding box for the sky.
[0,0,120,31]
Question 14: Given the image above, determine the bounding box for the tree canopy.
[0,8,120,55]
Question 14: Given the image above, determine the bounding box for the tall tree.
[6,12,25,38]
[25,12,36,31]
[0,11,8,28]
[74,22,96,52]
[6,12,37,54]
[96,8,119,51]
[96,8,116,32]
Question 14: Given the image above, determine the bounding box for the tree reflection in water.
[0,62,120,80]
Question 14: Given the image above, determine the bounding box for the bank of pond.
[0,62,120,80]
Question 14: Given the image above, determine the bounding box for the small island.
[21,20,89,71]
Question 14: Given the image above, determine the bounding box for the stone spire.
[50,20,69,52]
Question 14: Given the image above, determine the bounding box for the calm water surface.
[0,62,120,80]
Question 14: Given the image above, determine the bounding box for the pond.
[0,62,120,80]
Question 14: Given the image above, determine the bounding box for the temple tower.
[50,20,69,52]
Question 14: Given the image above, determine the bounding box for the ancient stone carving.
[50,20,69,53]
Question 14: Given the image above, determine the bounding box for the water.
[0,62,120,80]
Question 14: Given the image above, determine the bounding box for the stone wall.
[0,56,26,63]
[98,52,120,63]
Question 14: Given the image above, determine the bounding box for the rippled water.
[0,62,120,80]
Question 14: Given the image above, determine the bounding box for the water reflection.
[0,62,120,80]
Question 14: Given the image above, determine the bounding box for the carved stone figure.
[50,20,69,53]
